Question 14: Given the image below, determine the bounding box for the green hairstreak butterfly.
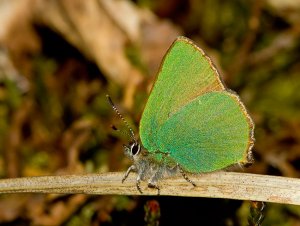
[109,36,254,194]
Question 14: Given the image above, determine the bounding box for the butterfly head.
[123,142,141,160]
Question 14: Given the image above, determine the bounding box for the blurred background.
[0,0,300,225]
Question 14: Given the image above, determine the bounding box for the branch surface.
[0,172,298,205]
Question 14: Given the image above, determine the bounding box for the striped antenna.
[106,95,137,144]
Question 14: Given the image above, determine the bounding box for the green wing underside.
[157,91,251,173]
[139,37,253,173]
[140,37,224,151]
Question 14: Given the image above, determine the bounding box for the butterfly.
[108,36,254,194]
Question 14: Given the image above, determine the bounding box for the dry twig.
[0,172,298,205]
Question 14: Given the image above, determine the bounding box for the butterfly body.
[123,143,184,193]
[120,36,254,193]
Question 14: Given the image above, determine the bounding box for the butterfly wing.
[156,91,254,173]
[140,37,225,151]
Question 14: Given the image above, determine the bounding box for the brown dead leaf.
[31,0,180,107]
[0,194,29,222]
[266,0,300,24]
[28,194,87,226]
[1,0,181,108]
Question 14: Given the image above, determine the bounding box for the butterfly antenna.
[106,95,137,144]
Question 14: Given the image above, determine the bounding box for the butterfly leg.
[136,176,143,194]
[177,164,196,187]
[148,168,163,195]
[123,165,143,193]
[122,165,136,183]
[148,182,160,195]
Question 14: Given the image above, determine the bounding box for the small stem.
[0,172,299,205]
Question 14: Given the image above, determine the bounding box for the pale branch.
[0,172,299,205]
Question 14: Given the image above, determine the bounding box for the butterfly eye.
[130,143,140,156]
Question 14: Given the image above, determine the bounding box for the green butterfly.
[110,36,254,194]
